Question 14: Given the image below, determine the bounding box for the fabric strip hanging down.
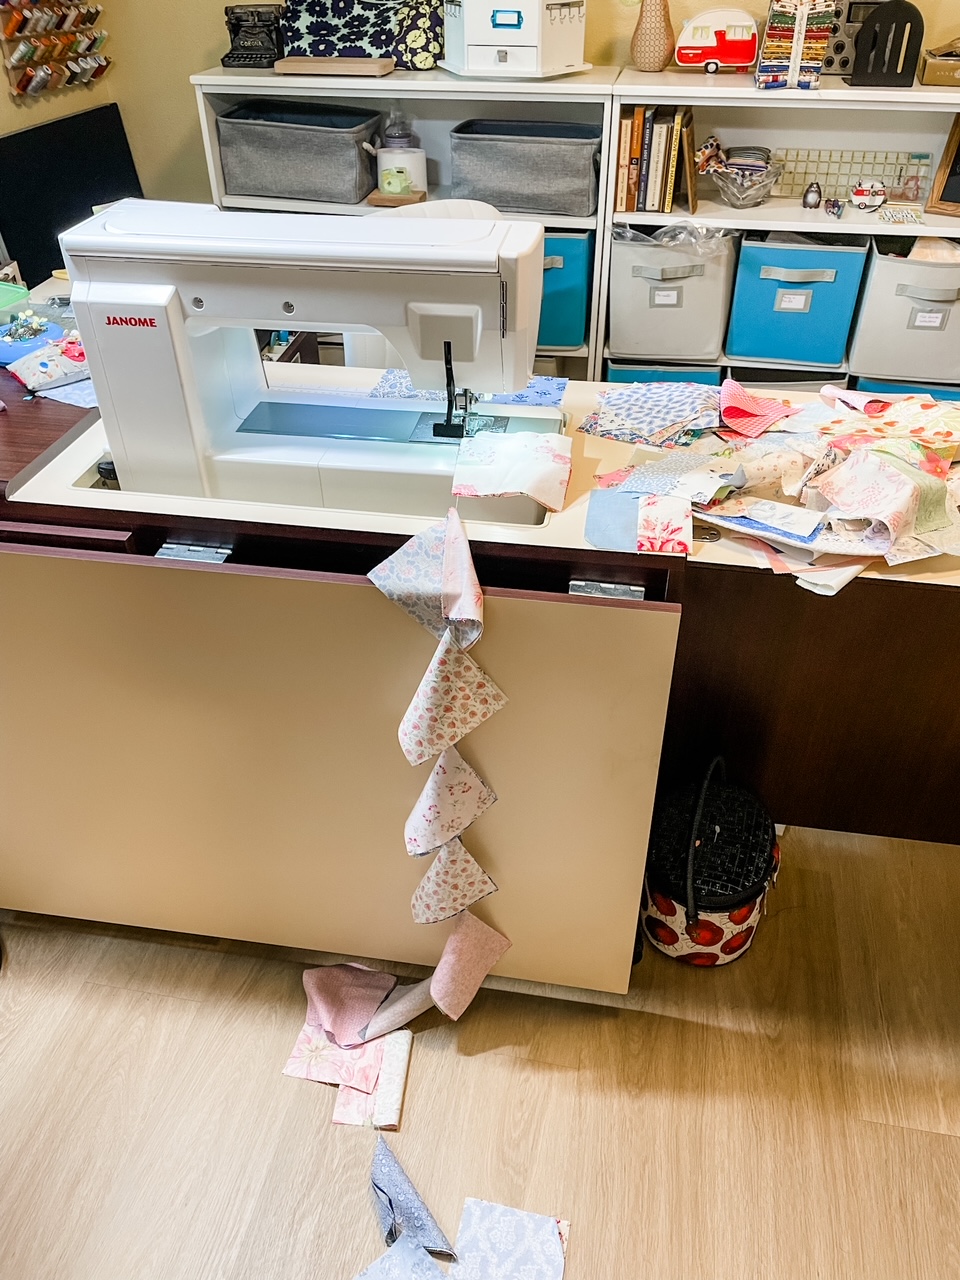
[281,511,510,1117]
[367,507,511,988]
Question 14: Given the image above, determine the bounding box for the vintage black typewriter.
[221,4,285,68]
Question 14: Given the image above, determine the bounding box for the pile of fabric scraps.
[355,1138,570,1280]
[579,380,720,447]
[283,511,512,1125]
[583,377,960,592]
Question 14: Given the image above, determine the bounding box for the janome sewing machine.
[59,200,564,522]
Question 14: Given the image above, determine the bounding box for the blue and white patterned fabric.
[449,1199,566,1280]
[369,370,568,407]
[619,451,720,496]
[355,1236,446,1279]
[581,382,721,445]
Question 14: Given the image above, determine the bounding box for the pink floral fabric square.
[452,432,573,513]
[282,1022,384,1090]
[411,838,498,924]
[430,911,512,1020]
[636,494,693,555]
[404,748,497,856]
[399,631,507,767]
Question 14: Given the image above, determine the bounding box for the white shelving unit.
[605,71,960,385]
[191,65,960,387]
[192,65,621,378]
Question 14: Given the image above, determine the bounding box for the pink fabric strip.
[720,378,802,438]
[404,747,497,857]
[441,508,483,650]
[302,964,397,1047]
[430,911,511,1020]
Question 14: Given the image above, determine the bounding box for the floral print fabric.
[635,494,693,555]
[372,1136,456,1260]
[370,369,569,408]
[282,1022,384,1089]
[332,1029,413,1128]
[452,432,573,513]
[282,0,443,71]
[449,1199,567,1280]
[404,747,497,856]
[369,510,482,651]
[580,382,720,446]
[399,630,507,767]
[410,838,498,924]
[355,1235,447,1279]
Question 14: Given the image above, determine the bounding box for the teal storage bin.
[537,232,593,349]
[726,233,869,368]
[855,377,960,402]
[606,361,721,385]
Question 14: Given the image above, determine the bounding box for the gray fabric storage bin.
[218,100,381,204]
[608,236,738,361]
[849,241,960,383]
[450,119,601,218]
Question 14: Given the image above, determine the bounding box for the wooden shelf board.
[612,195,960,238]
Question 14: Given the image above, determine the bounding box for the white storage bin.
[608,236,738,362]
[849,242,960,383]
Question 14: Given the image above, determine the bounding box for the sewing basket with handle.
[641,757,779,966]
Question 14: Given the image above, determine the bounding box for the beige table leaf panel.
[0,545,680,994]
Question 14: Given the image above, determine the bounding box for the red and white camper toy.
[675,8,759,72]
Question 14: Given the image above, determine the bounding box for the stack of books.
[614,105,695,215]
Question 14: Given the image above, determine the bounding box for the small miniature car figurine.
[849,180,887,212]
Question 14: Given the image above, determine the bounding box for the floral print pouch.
[282,0,443,70]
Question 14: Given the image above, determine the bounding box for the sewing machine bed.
[212,393,565,523]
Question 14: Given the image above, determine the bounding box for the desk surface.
[7,363,960,592]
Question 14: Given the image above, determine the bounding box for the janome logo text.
[105,316,157,327]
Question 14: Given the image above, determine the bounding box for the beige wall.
[1,0,958,204]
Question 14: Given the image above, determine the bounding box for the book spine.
[625,106,645,213]
[614,112,632,213]
[662,108,685,215]
[645,119,669,213]
[638,106,655,212]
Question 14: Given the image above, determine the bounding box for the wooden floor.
[1,825,959,1279]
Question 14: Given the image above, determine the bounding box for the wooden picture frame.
[927,114,960,218]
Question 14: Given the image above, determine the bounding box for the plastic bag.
[610,221,738,257]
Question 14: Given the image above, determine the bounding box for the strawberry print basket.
[641,757,779,966]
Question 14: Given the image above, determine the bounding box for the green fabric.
[877,451,950,535]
